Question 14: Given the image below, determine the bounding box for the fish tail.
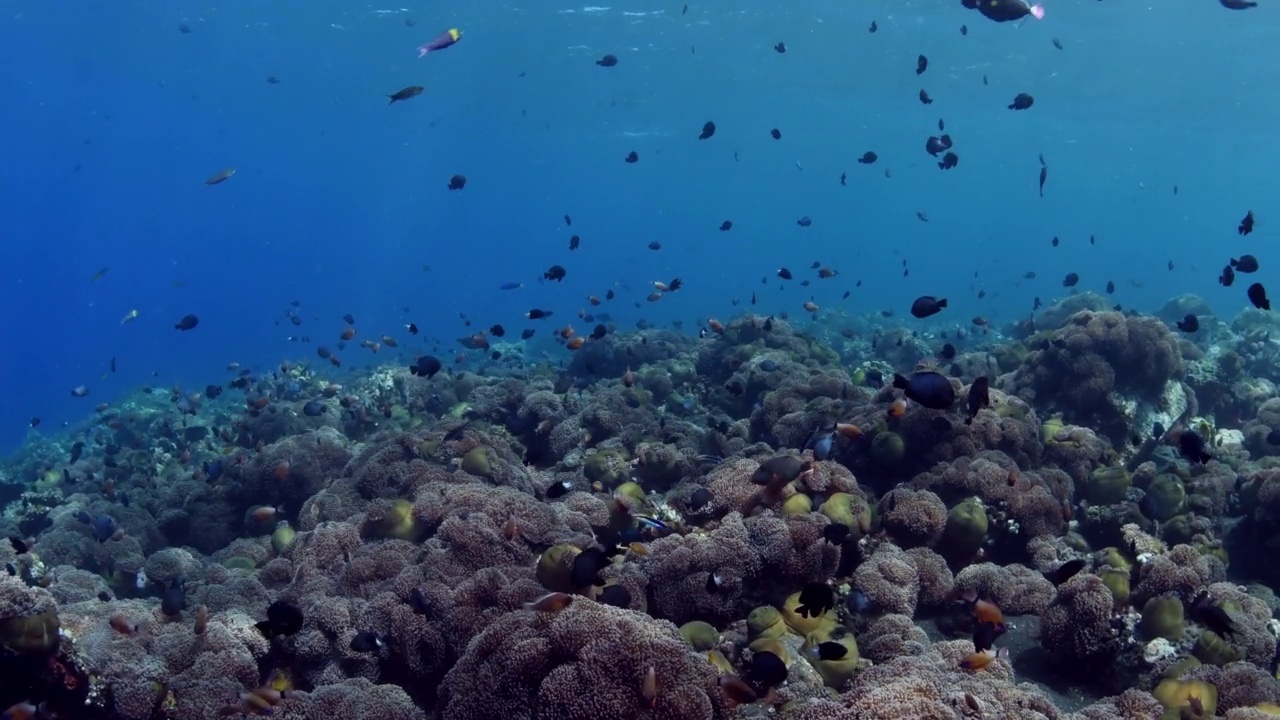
[1029,3,1045,18]
[417,45,429,58]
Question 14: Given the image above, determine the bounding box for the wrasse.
[418,28,461,57]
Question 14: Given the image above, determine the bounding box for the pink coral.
[439,600,723,720]
[850,542,921,617]
[952,562,1055,615]
[1039,574,1122,666]
[880,488,947,548]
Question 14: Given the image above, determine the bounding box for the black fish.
[447,174,467,190]
[858,151,877,164]
[795,582,835,619]
[1007,93,1034,110]
[256,599,305,639]
[342,313,355,325]
[1044,559,1086,586]
[1176,314,1199,333]
[409,355,442,378]
[1106,281,1115,294]
[568,235,580,250]
[521,328,536,340]
[302,400,327,416]
[388,86,424,103]
[719,220,733,231]
[349,631,386,652]
[919,88,933,105]
[1039,165,1047,197]
[205,384,222,399]
[774,42,787,53]
[1062,272,1079,287]
[911,296,947,318]
[161,579,186,617]
[625,151,639,163]
[939,343,957,360]
[1239,210,1255,235]
[752,455,810,485]
[915,54,928,75]
[972,621,1002,653]
[705,572,722,593]
[596,54,618,67]
[893,371,955,410]
[8,536,27,554]
[544,265,566,281]
[599,584,631,608]
[938,151,958,170]
[770,128,782,140]
[545,480,571,499]
[1193,591,1241,637]
[526,308,553,319]
[409,588,432,616]
[1220,265,1236,287]
[814,641,848,661]
[925,135,952,156]
[1220,0,1258,7]
[571,548,610,588]
[777,267,792,280]
[965,377,990,424]
[868,20,877,32]
[748,650,788,689]
[490,324,506,337]
[698,121,716,140]
[822,523,850,544]
[174,314,199,331]
[1249,282,1271,310]
[1178,430,1212,464]
[1231,255,1259,273]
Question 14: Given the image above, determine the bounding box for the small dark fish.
[1176,314,1199,333]
[1193,591,1241,638]
[705,572,723,593]
[447,174,467,190]
[28,417,39,428]
[599,585,632,608]
[915,54,928,75]
[698,121,716,140]
[161,579,186,617]
[1178,430,1212,464]
[256,599,305,639]
[1062,272,1079,287]
[1044,559,1086,586]
[893,371,955,410]
[174,314,199,331]
[965,377,990,424]
[774,42,787,53]
[545,480,571,499]
[1051,236,1060,247]
[960,24,968,35]
[1239,210,1255,235]
[8,536,27,554]
[596,54,618,67]
[302,400,327,416]
[648,241,661,250]
[1039,165,1047,197]
[795,582,835,619]
[526,308,553,319]
[564,214,572,226]
[1220,0,1258,9]
[1231,255,1259,273]
[625,151,639,163]
[350,631,386,653]
[1008,93,1034,110]
[919,88,933,105]
[1249,282,1271,310]
[822,523,850,544]
[719,220,733,232]
[90,514,116,542]
[940,343,957,360]
[205,384,222,399]
[770,128,782,139]
[858,151,877,164]
[1052,37,1063,49]
[777,267,793,280]
[521,329,536,340]
[409,355,442,378]
[748,650,788,689]
[911,296,947,318]
[796,216,812,227]
[544,265,567,281]
[868,20,877,32]
[489,324,506,337]
[813,641,847,661]
[1221,265,1236,287]
[938,151,958,170]
[568,234,580,250]
[1106,281,1115,294]
[388,86,424,103]
[925,135,952,156]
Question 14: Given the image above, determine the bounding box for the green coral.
[1099,568,1130,607]
[940,497,987,559]
[583,447,631,488]
[1145,476,1186,522]
[869,432,905,466]
[1192,630,1243,666]
[679,621,720,651]
[747,606,787,640]
[1086,467,1131,505]
[819,493,873,540]
[1140,596,1185,640]
[536,544,582,593]
[461,446,493,478]
[803,626,860,689]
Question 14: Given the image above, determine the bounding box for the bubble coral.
[1131,544,1225,606]
[952,562,1056,615]
[850,542,921,618]
[879,488,947,548]
[438,600,723,720]
[0,573,59,659]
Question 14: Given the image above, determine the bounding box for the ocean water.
[0,0,1273,452]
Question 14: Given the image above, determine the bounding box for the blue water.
[0,0,1273,453]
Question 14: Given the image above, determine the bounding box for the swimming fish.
[418,28,461,57]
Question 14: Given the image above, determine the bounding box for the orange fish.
[973,598,1004,627]
[707,319,725,335]
[2,702,42,720]
[960,647,1007,671]
[887,399,908,419]
[524,592,573,613]
[194,604,209,635]
[628,541,649,556]
[109,614,138,635]
[817,266,838,278]
[717,676,759,706]
[559,326,575,339]
[835,423,863,439]
[566,337,585,350]
[381,335,398,347]
[641,665,658,708]
[252,506,279,522]
[622,367,635,387]
[503,516,519,541]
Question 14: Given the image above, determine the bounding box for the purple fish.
[418,28,461,58]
